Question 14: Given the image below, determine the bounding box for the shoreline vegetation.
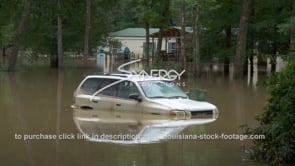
[244,56,295,165]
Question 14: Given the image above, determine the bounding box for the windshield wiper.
[149,96,167,98]
[168,96,187,99]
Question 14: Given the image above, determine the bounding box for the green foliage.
[249,0,293,56]
[110,0,140,30]
[0,0,23,47]
[18,0,116,56]
[0,23,14,45]
[245,57,295,164]
[196,0,241,62]
[1,0,294,69]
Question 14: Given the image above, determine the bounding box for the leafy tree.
[108,0,140,31]
[1,0,294,72]
[197,0,241,74]
[136,0,156,66]
[83,0,91,59]
[234,0,251,78]
[0,0,30,71]
[244,1,295,164]
[186,0,223,76]
[244,56,295,164]
[249,0,293,72]
[20,0,116,68]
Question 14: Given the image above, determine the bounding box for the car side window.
[117,81,140,99]
[80,78,118,95]
[80,78,104,94]
[99,82,120,97]
[99,79,118,89]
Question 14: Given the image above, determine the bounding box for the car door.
[88,78,119,111]
[113,81,142,113]
[75,77,104,109]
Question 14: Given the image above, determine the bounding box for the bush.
[245,57,295,165]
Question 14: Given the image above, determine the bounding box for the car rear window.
[80,78,118,95]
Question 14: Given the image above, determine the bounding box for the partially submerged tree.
[179,0,187,71]
[83,0,91,61]
[0,0,30,71]
[249,0,293,73]
[192,4,200,76]
[234,0,251,78]
[136,0,157,66]
[20,0,115,68]
[155,0,171,63]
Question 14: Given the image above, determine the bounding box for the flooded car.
[72,73,218,119]
[73,107,217,144]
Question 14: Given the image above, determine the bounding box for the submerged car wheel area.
[72,73,219,120]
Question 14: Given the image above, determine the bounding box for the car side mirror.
[129,93,142,102]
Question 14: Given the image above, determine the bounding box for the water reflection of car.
[73,107,217,144]
[72,73,218,120]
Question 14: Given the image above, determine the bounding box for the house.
[108,27,193,59]
[108,28,158,58]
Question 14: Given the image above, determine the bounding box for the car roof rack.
[92,71,130,78]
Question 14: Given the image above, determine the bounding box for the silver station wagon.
[72,73,218,120]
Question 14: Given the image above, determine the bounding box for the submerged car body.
[73,73,218,119]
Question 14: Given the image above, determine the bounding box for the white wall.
[115,37,145,55]
[104,37,171,58]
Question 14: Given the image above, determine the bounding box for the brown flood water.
[0,66,268,166]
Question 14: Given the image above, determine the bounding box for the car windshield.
[139,80,187,99]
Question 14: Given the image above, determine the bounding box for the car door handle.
[92,99,99,103]
[116,103,121,107]
[91,97,100,103]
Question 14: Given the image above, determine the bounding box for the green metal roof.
[109,28,159,37]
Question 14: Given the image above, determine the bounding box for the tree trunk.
[290,1,295,54]
[156,28,163,62]
[247,36,255,78]
[249,53,253,77]
[57,15,63,68]
[50,54,58,68]
[7,0,30,71]
[145,22,150,66]
[151,37,155,64]
[234,0,251,78]
[83,0,91,61]
[155,0,170,63]
[1,46,5,68]
[224,0,232,75]
[270,60,276,72]
[193,5,200,77]
[271,30,278,73]
[224,26,231,75]
[143,0,150,66]
[57,0,63,68]
[243,58,248,75]
[179,0,186,70]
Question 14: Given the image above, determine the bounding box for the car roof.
[86,73,171,82]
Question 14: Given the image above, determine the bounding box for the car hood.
[151,98,216,111]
